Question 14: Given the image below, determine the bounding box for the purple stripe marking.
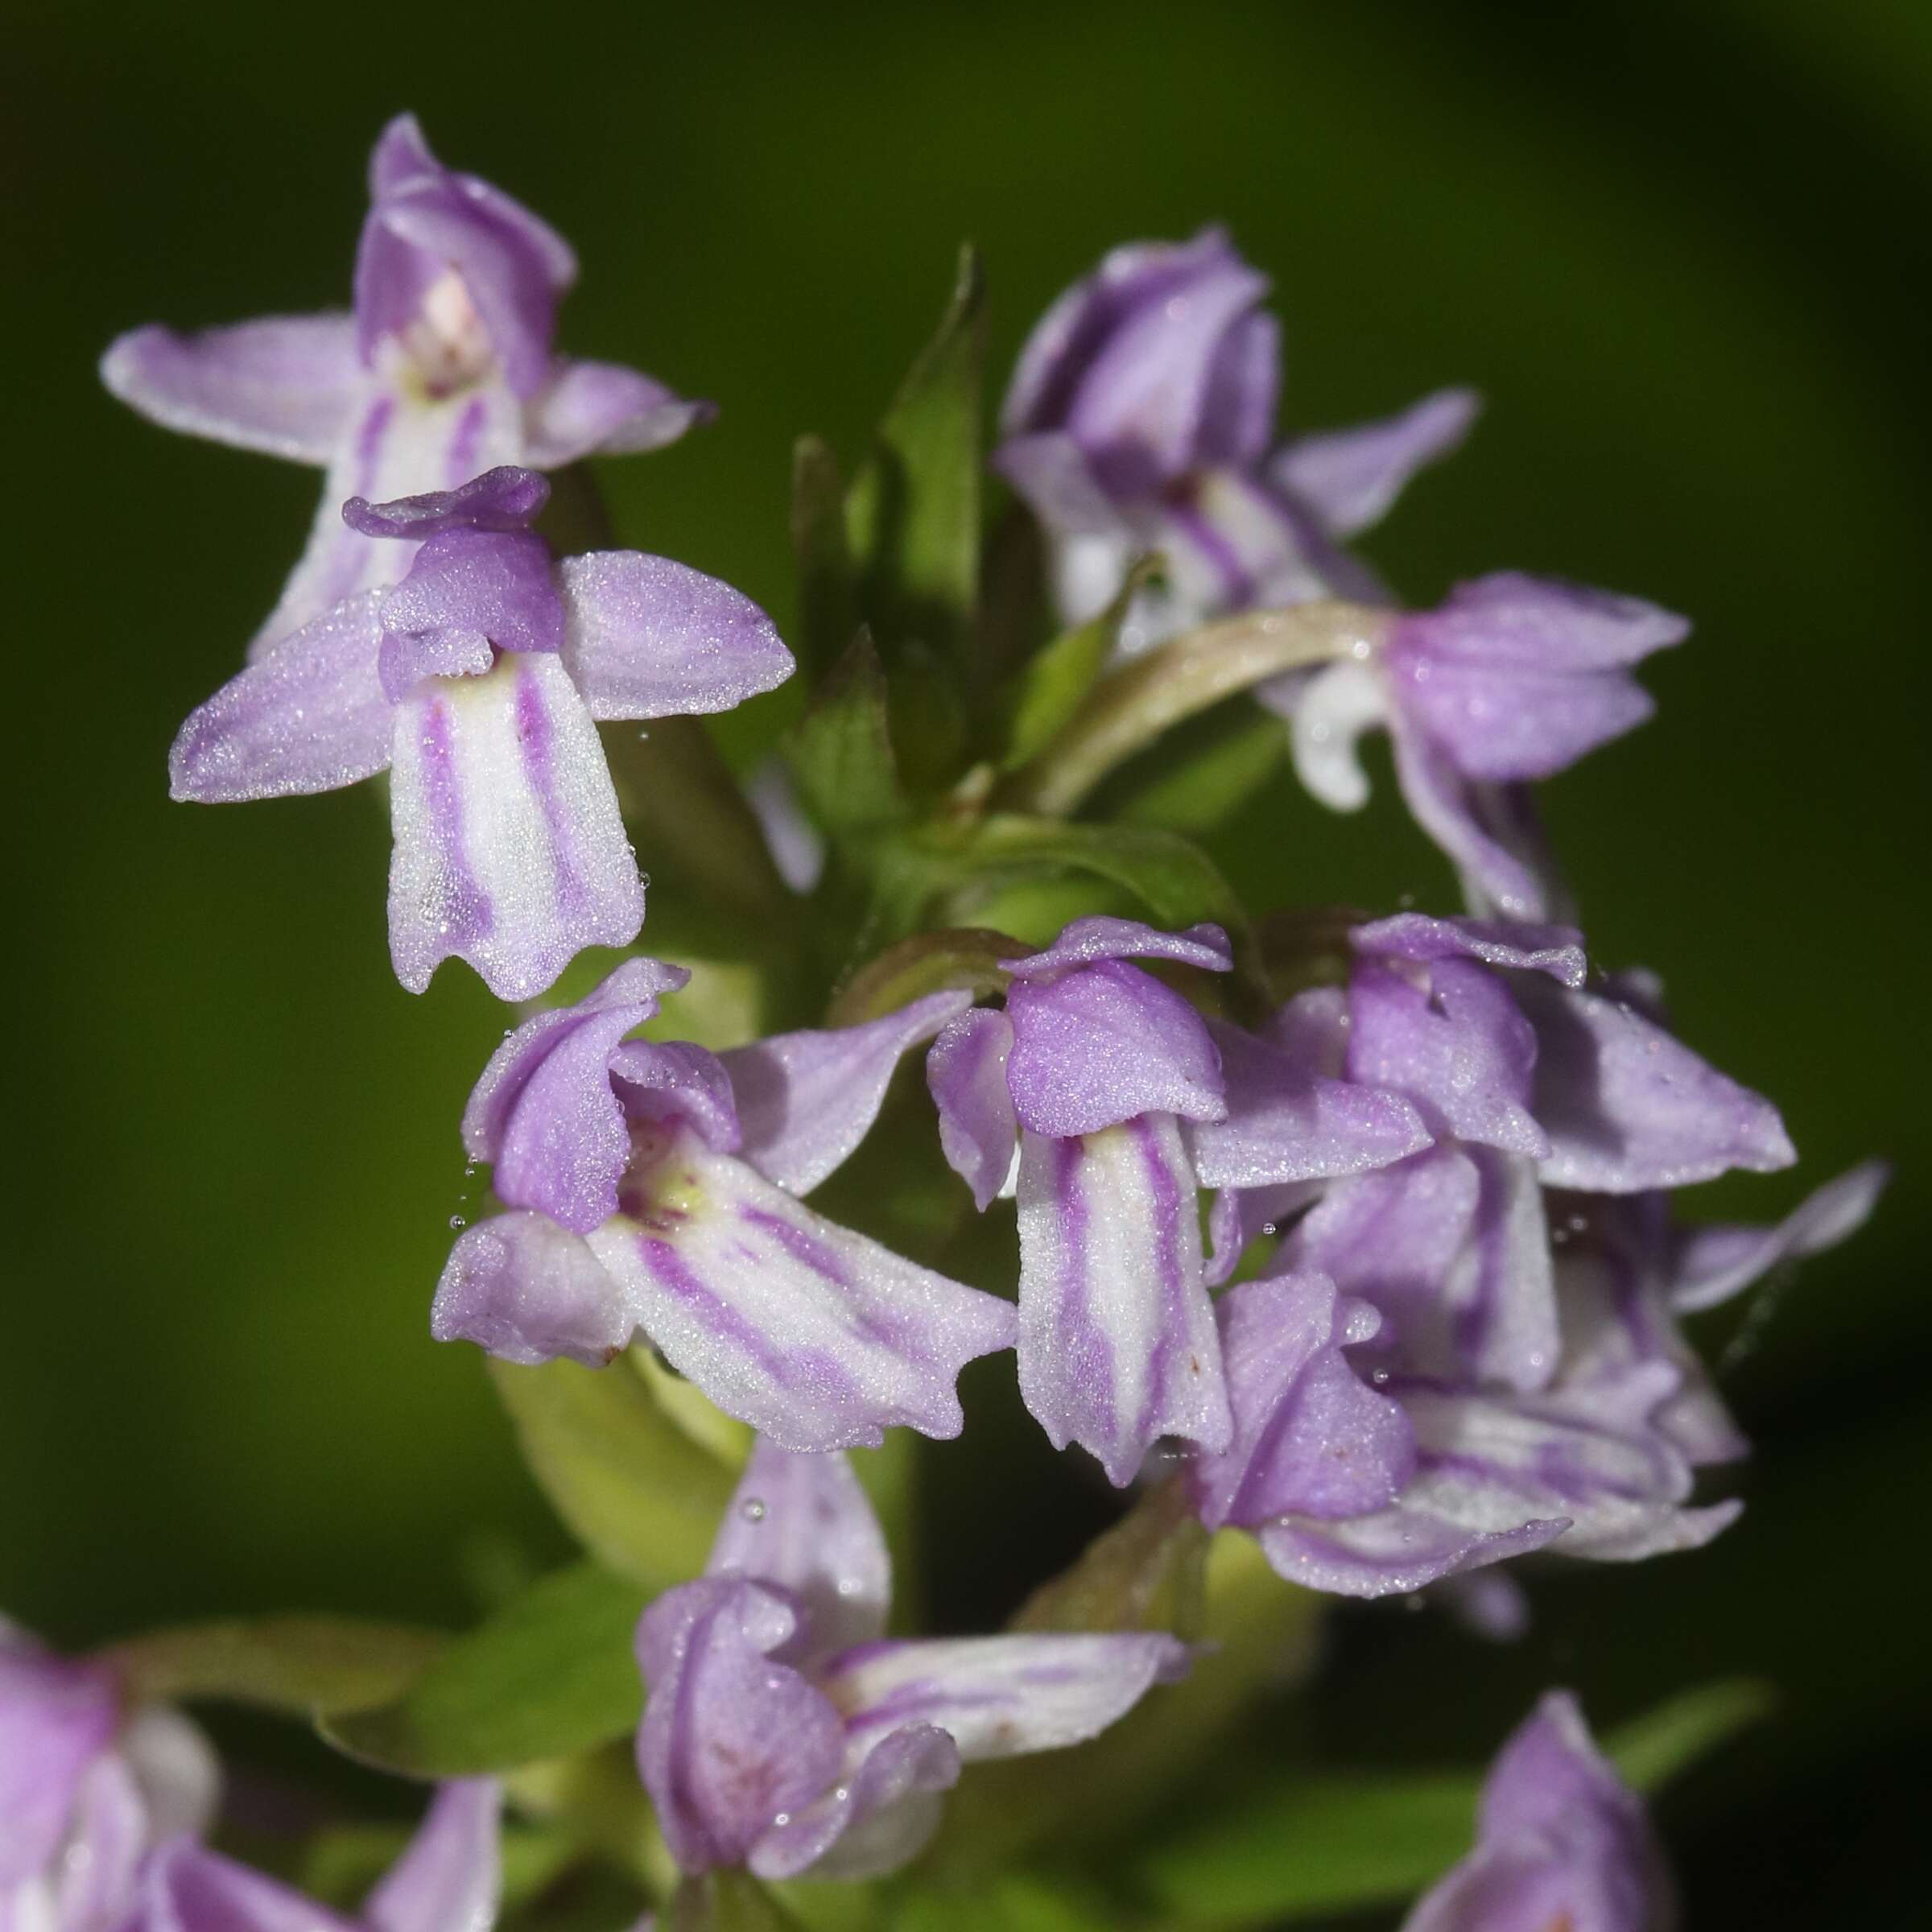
[739,1209,933,1360]
[1129,1114,1194,1447]
[1166,497,1255,607]
[511,661,588,926]
[415,693,493,944]
[446,395,488,482]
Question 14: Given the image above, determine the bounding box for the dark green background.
[6,0,1928,1921]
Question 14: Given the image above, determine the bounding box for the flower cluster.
[19,117,1878,1930]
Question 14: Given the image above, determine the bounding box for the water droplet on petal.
[740,1496,766,1523]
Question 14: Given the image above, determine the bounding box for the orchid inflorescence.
[5,117,1882,1931]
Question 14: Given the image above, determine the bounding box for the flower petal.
[1398,572,1689,674]
[1517,978,1796,1191]
[821,1632,1188,1763]
[634,1579,844,1878]
[431,1212,630,1368]
[748,1722,959,1882]
[1346,958,1548,1160]
[169,592,392,802]
[927,1009,1020,1212]
[248,380,526,659]
[387,652,643,1000]
[556,552,794,720]
[609,1039,743,1153]
[126,1838,362,1932]
[1187,1017,1432,1190]
[1392,658,1656,783]
[100,314,363,463]
[1016,1117,1229,1486]
[1669,1159,1889,1313]
[363,1782,500,1932]
[1352,912,1586,985]
[1004,916,1233,980]
[0,1640,118,1884]
[345,465,550,538]
[524,360,716,465]
[720,990,972,1196]
[1257,1509,1569,1599]
[1005,961,1227,1137]
[1270,386,1480,540]
[705,1443,891,1664]
[588,1131,1015,1451]
[1190,1272,1414,1531]
[461,958,688,1229]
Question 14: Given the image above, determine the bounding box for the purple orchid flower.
[923,915,1430,1487]
[433,959,1015,1451]
[0,1623,217,1932]
[1187,916,1877,1598]
[123,1781,500,1932]
[1268,574,1690,919]
[995,226,1476,652]
[168,466,792,1001]
[636,1441,1187,1881]
[1402,1692,1675,1931]
[102,114,711,659]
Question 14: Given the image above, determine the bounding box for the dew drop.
[449,1215,467,1230]
[740,1496,767,1523]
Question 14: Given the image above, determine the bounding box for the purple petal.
[634,1579,844,1877]
[1405,1692,1674,1932]
[609,1039,743,1154]
[1005,960,1227,1137]
[1393,658,1656,783]
[100,315,363,464]
[1398,572,1689,674]
[386,652,643,1000]
[355,118,575,399]
[248,379,526,660]
[1257,1509,1568,1600]
[1518,979,1796,1191]
[1346,958,1549,1160]
[749,1722,958,1882]
[745,756,827,895]
[1669,1159,1889,1313]
[1015,1117,1228,1486]
[1270,386,1480,540]
[705,1444,891,1665]
[1282,1146,1558,1391]
[431,1212,630,1368]
[991,433,1132,543]
[524,360,716,465]
[169,592,391,803]
[927,1009,1020,1212]
[587,1131,1015,1451]
[1190,1272,1414,1531]
[1187,1016,1432,1191]
[363,1782,500,1932]
[1004,917,1233,981]
[1196,309,1281,472]
[1388,720,1568,923]
[124,1839,362,1932]
[1352,912,1586,985]
[0,1639,118,1885]
[555,551,793,720]
[46,1753,148,1932]
[345,464,549,539]
[376,530,566,690]
[720,991,972,1197]
[821,1631,1188,1762]
[463,958,685,1162]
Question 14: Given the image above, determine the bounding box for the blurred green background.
[6,0,1928,1921]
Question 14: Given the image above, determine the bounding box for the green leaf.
[824,927,1025,1028]
[917,814,1249,941]
[783,630,906,837]
[1010,1477,1208,1639]
[791,435,857,683]
[1101,703,1290,834]
[489,1353,741,1590]
[669,1872,808,1932]
[322,1563,648,1776]
[844,246,985,666]
[1607,1678,1777,1794]
[97,1616,444,1717]
[1129,1676,1773,1923]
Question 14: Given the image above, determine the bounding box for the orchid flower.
[124,1782,499,1932]
[432,960,1015,1451]
[923,915,1429,1486]
[994,226,1475,652]
[168,466,792,1001]
[102,114,710,659]
[636,1442,1187,1881]
[1402,1694,1674,1931]
[0,1624,217,1932]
